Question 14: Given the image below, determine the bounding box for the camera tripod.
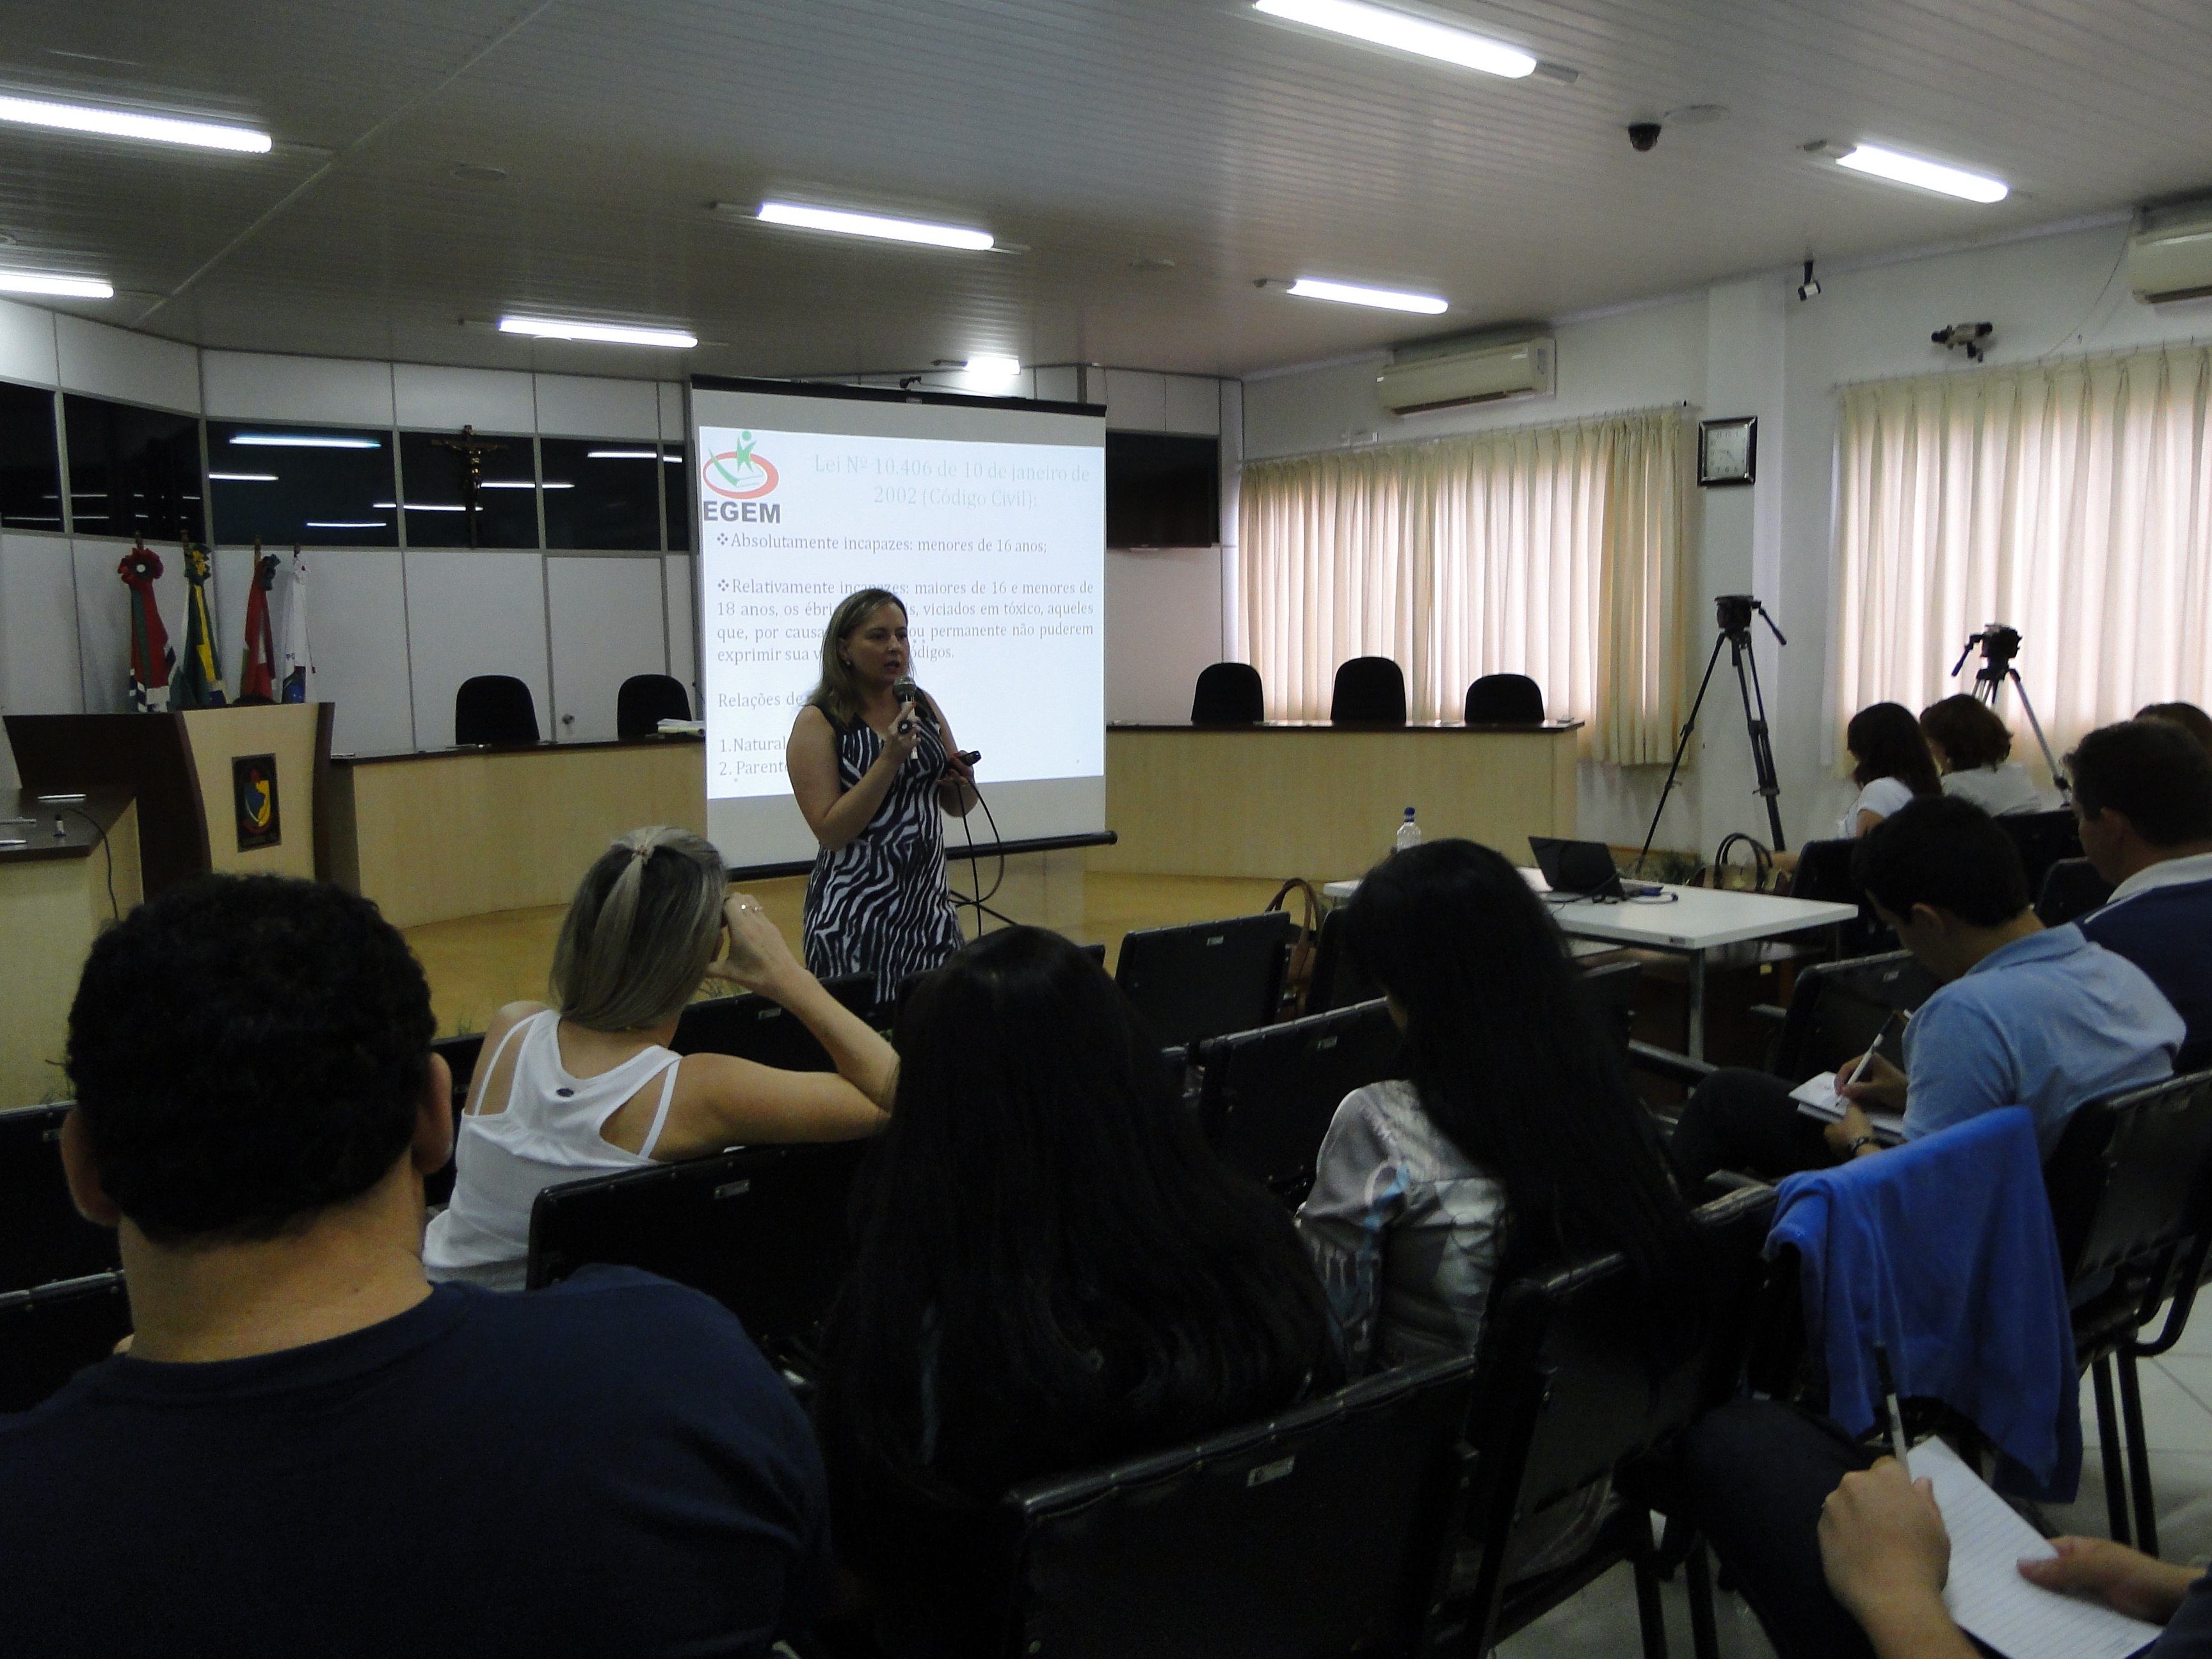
[1636,595,1788,874]
[1952,625,2070,800]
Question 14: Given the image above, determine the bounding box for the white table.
[1322,873,1861,1061]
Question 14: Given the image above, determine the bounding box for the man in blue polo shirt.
[2068,718,2212,1071]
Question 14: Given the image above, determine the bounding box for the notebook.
[1790,1072,1905,1142]
[1907,1436,2161,1659]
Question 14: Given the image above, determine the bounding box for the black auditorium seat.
[1196,998,1402,1203]
[1305,904,1381,1016]
[1329,657,1407,725]
[0,1103,122,1292]
[0,1270,131,1412]
[1995,808,2084,905]
[2038,856,2115,927]
[1576,959,1642,1059]
[996,1350,1482,1659]
[1114,911,1295,1051]
[1189,662,1264,725]
[1765,949,1937,1082]
[423,1033,485,1210]
[674,974,876,1066]
[526,1139,867,1370]
[453,674,541,747]
[1463,673,1545,725]
[616,673,692,738]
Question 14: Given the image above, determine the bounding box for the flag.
[172,543,228,709]
[239,540,278,701]
[117,542,174,713]
[280,544,314,703]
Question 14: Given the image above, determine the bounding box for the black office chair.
[997,1350,1482,1659]
[1329,657,1407,725]
[1764,949,1937,1082]
[1577,959,1643,1059]
[423,1033,486,1209]
[1787,837,1893,957]
[0,1270,131,1412]
[1114,912,1295,1050]
[1190,662,1264,725]
[0,1103,122,1292]
[1304,905,1381,1016]
[527,1139,867,1369]
[1464,673,1545,725]
[1196,999,1402,1204]
[2039,856,2115,927]
[1996,809,2084,904]
[616,673,692,738]
[2044,1069,2212,1554]
[1437,1185,1779,1659]
[454,675,541,746]
[674,975,876,1067]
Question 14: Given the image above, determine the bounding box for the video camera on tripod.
[1950,623,2069,798]
[1635,594,1789,874]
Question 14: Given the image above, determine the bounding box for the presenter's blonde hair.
[550,826,726,1031]
[808,587,906,726]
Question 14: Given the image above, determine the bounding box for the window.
[205,420,397,548]
[0,380,62,530]
[541,437,661,550]
[399,429,538,548]
[1833,346,2212,756]
[663,440,691,552]
[1238,408,1692,762]
[62,394,202,541]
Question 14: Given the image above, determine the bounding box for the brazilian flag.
[173,543,227,710]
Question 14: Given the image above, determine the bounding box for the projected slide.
[693,383,1106,867]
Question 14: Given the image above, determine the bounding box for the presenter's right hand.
[878,702,924,769]
[707,894,805,995]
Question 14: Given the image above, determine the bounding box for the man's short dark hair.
[1852,796,2029,927]
[2067,719,2212,848]
[67,875,435,1244]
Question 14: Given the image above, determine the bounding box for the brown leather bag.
[1267,878,1324,1020]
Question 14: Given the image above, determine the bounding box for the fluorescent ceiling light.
[1834,143,2007,204]
[0,271,114,298]
[1286,276,1448,314]
[231,433,381,449]
[757,201,993,251]
[305,521,385,529]
[392,502,465,512]
[209,472,277,483]
[1253,0,1535,78]
[0,92,271,153]
[586,449,657,459]
[474,479,573,489]
[965,354,1022,380]
[497,315,696,348]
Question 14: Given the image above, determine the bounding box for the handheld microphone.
[892,677,918,734]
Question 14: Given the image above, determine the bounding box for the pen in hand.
[1839,1009,1903,1096]
[1873,1340,1911,1466]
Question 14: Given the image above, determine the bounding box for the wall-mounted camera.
[1932,321,1994,361]
[1796,259,1822,303]
[1627,122,1661,152]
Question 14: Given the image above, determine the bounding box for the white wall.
[1237,220,2212,855]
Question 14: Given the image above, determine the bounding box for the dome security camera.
[1628,122,1662,152]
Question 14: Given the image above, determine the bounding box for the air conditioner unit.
[1377,335,1554,415]
[2128,205,2212,304]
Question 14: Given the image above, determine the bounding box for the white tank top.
[423,1011,680,1292]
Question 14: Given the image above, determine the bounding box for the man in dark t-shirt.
[0,875,832,1659]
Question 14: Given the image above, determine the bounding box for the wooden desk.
[1096,722,1581,879]
[328,738,707,929]
[1,789,143,1105]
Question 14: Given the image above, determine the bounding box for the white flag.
[280,546,314,703]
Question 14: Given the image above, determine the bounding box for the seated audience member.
[1919,693,2043,816]
[1837,702,1943,838]
[426,826,895,1289]
[1671,796,2181,1189]
[2141,700,2212,758]
[2069,719,2212,1069]
[1681,1400,2212,1659]
[1297,838,1699,1573]
[2,875,832,1659]
[815,926,1340,1654]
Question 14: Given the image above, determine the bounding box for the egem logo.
[702,431,780,499]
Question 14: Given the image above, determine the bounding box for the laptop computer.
[1528,836,1626,900]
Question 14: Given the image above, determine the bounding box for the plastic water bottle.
[1393,806,1422,853]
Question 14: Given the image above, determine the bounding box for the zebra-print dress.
[802,706,966,1007]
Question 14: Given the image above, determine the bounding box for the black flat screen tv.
[1105,432,1219,548]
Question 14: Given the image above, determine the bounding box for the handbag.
[1689,832,1791,895]
[1266,878,1324,1020]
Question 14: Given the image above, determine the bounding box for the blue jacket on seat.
[1769,1107,2080,1499]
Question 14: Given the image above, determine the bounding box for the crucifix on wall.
[430,424,509,549]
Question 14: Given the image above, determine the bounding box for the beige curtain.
[1238,408,1693,763]
[1834,346,2212,758]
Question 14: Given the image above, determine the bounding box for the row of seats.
[1788,808,2088,954]
[1191,659,1550,726]
[454,671,692,747]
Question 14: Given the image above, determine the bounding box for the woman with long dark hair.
[818,926,1339,1650]
[1838,702,1941,837]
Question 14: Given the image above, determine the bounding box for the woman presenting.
[787,587,977,1010]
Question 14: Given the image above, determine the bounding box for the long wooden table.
[1094,721,1582,879]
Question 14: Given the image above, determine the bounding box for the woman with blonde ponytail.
[425,826,897,1289]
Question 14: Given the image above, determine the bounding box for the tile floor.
[1500,1294,2212,1658]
